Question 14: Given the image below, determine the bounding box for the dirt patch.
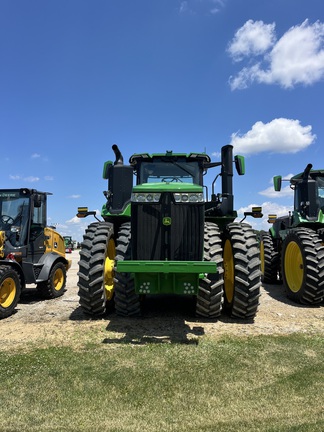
[1,250,323,350]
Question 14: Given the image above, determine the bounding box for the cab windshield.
[0,191,30,246]
[317,177,324,209]
[139,160,201,185]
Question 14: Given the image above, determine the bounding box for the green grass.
[1,333,324,432]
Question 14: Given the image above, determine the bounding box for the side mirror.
[76,207,98,219]
[268,214,277,224]
[243,206,263,220]
[273,175,282,192]
[102,161,113,179]
[234,155,245,175]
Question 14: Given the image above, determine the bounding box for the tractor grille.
[131,193,204,261]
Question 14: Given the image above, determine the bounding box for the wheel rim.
[260,241,265,275]
[53,267,64,291]
[104,238,116,301]
[284,241,304,293]
[224,239,235,303]
[0,277,16,308]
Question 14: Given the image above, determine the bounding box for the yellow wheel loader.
[0,188,71,319]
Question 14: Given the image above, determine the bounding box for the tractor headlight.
[173,193,204,203]
[131,193,161,203]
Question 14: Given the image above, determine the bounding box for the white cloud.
[210,0,225,14]
[237,201,293,231]
[31,153,41,159]
[229,19,324,90]
[179,0,225,15]
[259,179,294,199]
[227,20,276,62]
[68,194,81,199]
[24,176,40,183]
[66,216,81,224]
[44,176,54,181]
[211,151,221,158]
[179,1,189,14]
[10,174,45,182]
[66,209,101,225]
[230,118,316,155]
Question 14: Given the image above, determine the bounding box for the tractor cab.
[130,151,209,185]
[274,165,324,224]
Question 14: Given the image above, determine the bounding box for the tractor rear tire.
[114,222,141,317]
[196,222,224,319]
[223,223,261,319]
[37,262,67,299]
[0,265,21,319]
[260,231,279,284]
[77,222,115,315]
[281,228,324,304]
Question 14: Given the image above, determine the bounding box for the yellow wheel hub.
[53,268,64,291]
[224,239,235,303]
[284,241,304,293]
[0,277,16,308]
[104,239,116,301]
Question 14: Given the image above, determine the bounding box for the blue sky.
[1,0,324,242]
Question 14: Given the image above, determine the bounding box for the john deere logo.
[163,217,172,226]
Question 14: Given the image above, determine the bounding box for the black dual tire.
[77,222,115,315]
[114,223,141,317]
[0,265,21,319]
[260,232,280,284]
[282,228,324,304]
[196,222,224,318]
[222,223,261,319]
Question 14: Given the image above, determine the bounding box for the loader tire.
[0,265,21,319]
[260,231,279,284]
[196,222,224,319]
[223,223,261,319]
[77,222,115,316]
[37,262,66,299]
[282,228,324,304]
[114,222,141,317]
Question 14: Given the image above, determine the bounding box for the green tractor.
[0,188,71,319]
[77,144,261,319]
[260,163,324,304]
[64,236,74,252]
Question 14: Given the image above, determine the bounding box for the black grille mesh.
[132,195,204,261]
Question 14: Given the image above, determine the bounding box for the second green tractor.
[260,163,324,305]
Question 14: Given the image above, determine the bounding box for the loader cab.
[0,189,32,249]
[0,188,47,259]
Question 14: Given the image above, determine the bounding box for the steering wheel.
[161,177,183,183]
[0,215,14,227]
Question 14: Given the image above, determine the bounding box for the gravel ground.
[1,250,324,350]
